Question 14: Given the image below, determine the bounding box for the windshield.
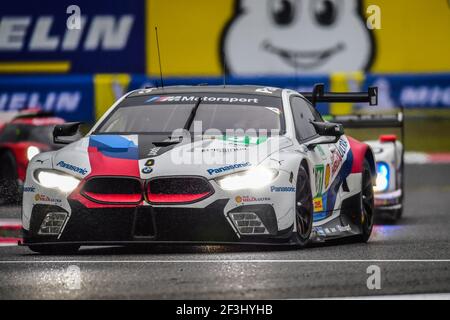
[95,93,285,135]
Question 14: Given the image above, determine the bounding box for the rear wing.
[328,113,404,129]
[299,83,378,107]
[300,83,403,130]
[13,110,55,120]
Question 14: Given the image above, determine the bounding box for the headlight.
[27,146,40,160]
[215,167,278,191]
[35,170,81,193]
[373,162,389,192]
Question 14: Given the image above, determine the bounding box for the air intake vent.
[82,177,142,204]
[147,177,213,204]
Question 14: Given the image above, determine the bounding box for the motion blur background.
[0,0,449,151]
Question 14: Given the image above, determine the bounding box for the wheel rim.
[362,168,374,231]
[296,169,313,241]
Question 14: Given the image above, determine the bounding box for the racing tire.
[28,245,80,255]
[355,159,375,243]
[394,207,403,220]
[376,207,403,223]
[0,151,20,204]
[294,165,313,247]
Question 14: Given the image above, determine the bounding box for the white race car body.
[22,86,376,248]
[366,137,403,216]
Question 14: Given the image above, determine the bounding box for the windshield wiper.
[183,97,202,130]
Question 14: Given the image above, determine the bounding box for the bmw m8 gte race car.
[21,84,378,254]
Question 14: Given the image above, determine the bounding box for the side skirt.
[311,192,363,242]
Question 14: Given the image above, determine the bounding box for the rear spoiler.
[299,83,378,107]
[13,110,55,120]
[327,113,404,129]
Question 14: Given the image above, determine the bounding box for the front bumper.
[374,189,402,210]
[23,199,292,246]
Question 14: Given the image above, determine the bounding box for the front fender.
[347,136,376,180]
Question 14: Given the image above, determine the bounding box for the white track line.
[321,293,450,300]
[0,259,450,264]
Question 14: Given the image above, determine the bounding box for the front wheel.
[355,159,375,243]
[294,166,313,247]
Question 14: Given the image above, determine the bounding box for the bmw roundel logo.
[142,167,153,174]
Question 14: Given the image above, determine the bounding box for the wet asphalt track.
[0,164,449,299]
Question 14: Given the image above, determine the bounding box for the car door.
[290,96,333,220]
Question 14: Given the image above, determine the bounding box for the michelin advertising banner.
[0,76,94,121]
[0,0,145,73]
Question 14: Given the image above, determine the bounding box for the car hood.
[51,134,292,179]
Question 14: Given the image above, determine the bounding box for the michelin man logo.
[222,0,375,75]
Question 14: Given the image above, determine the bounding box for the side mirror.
[311,121,344,137]
[306,121,344,149]
[53,122,82,144]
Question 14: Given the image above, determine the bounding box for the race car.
[330,113,404,221]
[21,84,378,254]
[0,110,66,203]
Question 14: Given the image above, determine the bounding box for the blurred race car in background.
[330,113,404,221]
[0,109,65,203]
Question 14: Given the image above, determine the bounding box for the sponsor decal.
[146,95,259,104]
[265,107,281,115]
[255,87,278,94]
[56,161,88,175]
[337,138,348,157]
[270,186,295,192]
[201,147,248,153]
[235,195,271,203]
[23,186,36,193]
[34,194,62,203]
[220,135,267,145]
[314,225,351,237]
[207,162,250,175]
[313,164,328,213]
[331,138,348,175]
[313,197,324,212]
[148,147,161,156]
[325,164,331,188]
[314,227,327,237]
[314,164,325,196]
[145,159,155,166]
[313,164,325,212]
[317,145,326,159]
[141,167,153,174]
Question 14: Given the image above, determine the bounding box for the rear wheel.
[294,166,313,247]
[28,245,80,255]
[394,207,403,220]
[0,151,20,204]
[376,207,403,223]
[356,160,375,242]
